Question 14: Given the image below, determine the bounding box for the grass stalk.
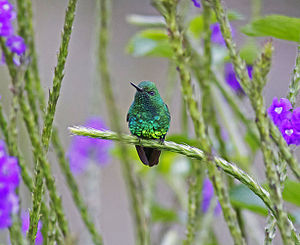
[0,39,69,243]
[98,0,149,244]
[287,44,300,107]
[207,0,299,242]
[153,1,245,244]
[15,1,104,243]
[69,128,274,218]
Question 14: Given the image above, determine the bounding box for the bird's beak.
[130,82,143,92]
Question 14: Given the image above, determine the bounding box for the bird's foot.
[158,138,165,144]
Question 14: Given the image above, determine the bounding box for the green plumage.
[127,81,170,166]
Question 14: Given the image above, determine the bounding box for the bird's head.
[130,81,163,105]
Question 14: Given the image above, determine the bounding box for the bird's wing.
[165,103,171,120]
[126,112,130,122]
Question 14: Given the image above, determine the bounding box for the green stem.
[16,0,103,242]
[287,44,300,107]
[41,203,49,245]
[198,197,218,245]
[208,0,298,241]
[51,128,103,245]
[0,98,53,245]
[41,0,78,150]
[22,0,46,111]
[28,0,78,242]
[69,127,274,215]
[0,44,27,245]
[16,0,40,125]
[98,0,149,244]
[211,59,300,181]
[0,39,70,242]
[212,75,261,146]
[212,69,298,181]
[153,1,245,244]
[0,95,33,193]
[9,216,25,245]
[269,123,300,180]
[264,215,276,245]
[184,160,202,245]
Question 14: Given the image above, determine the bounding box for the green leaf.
[239,42,259,65]
[189,10,243,37]
[230,184,300,225]
[283,179,300,207]
[241,15,300,42]
[126,29,172,58]
[151,203,179,223]
[230,184,267,216]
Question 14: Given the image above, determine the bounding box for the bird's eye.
[148,91,155,96]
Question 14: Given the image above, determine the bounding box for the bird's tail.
[135,145,161,167]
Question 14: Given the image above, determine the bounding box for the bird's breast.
[128,110,169,139]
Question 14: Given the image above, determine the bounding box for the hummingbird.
[127,81,171,167]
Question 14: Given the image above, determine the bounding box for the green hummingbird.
[127,81,171,167]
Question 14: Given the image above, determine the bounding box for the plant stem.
[28,0,78,242]
[98,0,149,244]
[213,69,300,180]
[41,0,78,150]
[212,68,300,180]
[269,123,300,180]
[208,0,299,242]
[184,160,202,245]
[264,215,276,245]
[23,0,46,111]
[0,95,54,245]
[9,216,25,245]
[0,93,33,193]
[0,39,70,242]
[69,127,274,216]
[52,128,103,245]
[287,44,300,107]
[16,1,103,242]
[16,0,40,126]
[153,1,245,244]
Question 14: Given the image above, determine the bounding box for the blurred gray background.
[1,0,300,244]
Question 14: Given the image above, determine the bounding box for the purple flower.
[0,1,15,20]
[1,51,22,66]
[0,201,12,228]
[0,1,27,66]
[21,212,43,244]
[210,23,234,46]
[247,65,253,79]
[268,97,292,127]
[211,23,225,46]
[191,0,201,8]
[224,63,252,95]
[280,119,299,145]
[6,35,26,55]
[0,19,13,37]
[0,156,20,190]
[291,107,300,132]
[68,117,113,174]
[0,192,19,229]
[0,140,20,230]
[202,178,221,215]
